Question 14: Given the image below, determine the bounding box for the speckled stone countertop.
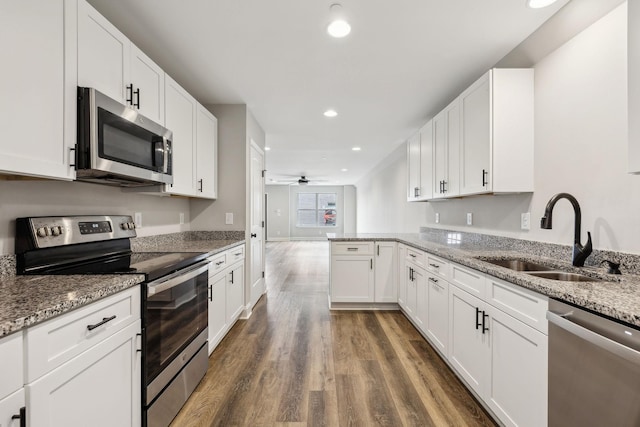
[0,235,245,339]
[329,232,640,327]
[0,274,145,338]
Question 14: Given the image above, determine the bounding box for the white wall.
[266,184,357,240]
[356,145,429,233]
[0,180,190,254]
[265,185,290,240]
[357,4,637,254]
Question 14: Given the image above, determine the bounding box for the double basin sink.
[480,259,602,282]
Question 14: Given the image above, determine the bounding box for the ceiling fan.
[270,174,329,185]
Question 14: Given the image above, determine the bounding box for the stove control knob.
[51,226,61,236]
[130,222,136,229]
[120,223,128,230]
[36,227,47,237]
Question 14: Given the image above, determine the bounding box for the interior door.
[249,142,265,307]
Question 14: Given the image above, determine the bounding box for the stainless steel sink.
[526,271,602,282]
[481,258,552,272]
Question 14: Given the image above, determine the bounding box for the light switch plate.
[134,212,142,228]
[466,212,473,226]
[179,213,185,225]
[435,213,440,224]
[225,213,233,225]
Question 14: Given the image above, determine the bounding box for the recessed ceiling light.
[341,168,348,172]
[327,20,351,38]
[352,147,361,151]
[526,0,558,8]
[327,4,351,38]
[324,109,338,118]
[265,147,271,151]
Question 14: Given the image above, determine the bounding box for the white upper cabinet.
[459,69,534,196]
[407,121,433,202]
[78,0,164,123]
[432,99,460,199]
[130,45,165,124]
[0,0,75,181]
[164,75,197,196]
[195,104,218,199]
[407,131,422,201]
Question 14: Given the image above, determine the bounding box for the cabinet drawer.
[0,333,23,400]
[331,241,374,255]
[406,247,427,269]
[227,245,245,263]
[25,286,141,382]
[426,253,450,279]
[450,262,486,298]
[487,276,549,334]
[208,252,227,275]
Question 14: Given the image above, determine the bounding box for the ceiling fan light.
[324,109,338,117]
[526,0,558,9]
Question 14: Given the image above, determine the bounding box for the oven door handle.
[147,261,209,297]
[547,310,640,365]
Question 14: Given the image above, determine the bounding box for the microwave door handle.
[163,137,170,174]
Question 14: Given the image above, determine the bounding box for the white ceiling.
[87,0,569,186]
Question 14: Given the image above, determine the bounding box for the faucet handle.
[601,259,622,275]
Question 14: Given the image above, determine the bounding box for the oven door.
[144,261,208,388]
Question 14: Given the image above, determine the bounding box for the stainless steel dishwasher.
[547,299,640,426]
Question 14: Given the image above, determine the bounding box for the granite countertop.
[0,274,145,338]
[0,238,246,339]
[329,233,640,327]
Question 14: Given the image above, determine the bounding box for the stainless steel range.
[16,215,209,427]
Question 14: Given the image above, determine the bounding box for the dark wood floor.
[170,241,497,427]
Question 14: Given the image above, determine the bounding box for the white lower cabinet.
[331,255,374,303]
[413,267,427,331]
[207,245,245,354]
[426,274,449,355]
[374,242,397,303]
[27,320,141,427]
[0,389,25,427]
[448,264,548,427]
[397,244,408,310]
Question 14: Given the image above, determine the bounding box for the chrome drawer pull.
[347,247,358,251]
[87,315,116,331]
[429,263,440,268]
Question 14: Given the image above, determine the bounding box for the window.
[297,192,337,227]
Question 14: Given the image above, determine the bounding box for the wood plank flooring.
[170,241,497,427]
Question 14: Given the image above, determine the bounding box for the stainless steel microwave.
[76,87,173,187]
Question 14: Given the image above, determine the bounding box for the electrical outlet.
[521,212,531,230]
[134,212,142,228]
[225,213,233,225]
[179,213,185,225]
[466,212,473,226]
[435,213,440,224]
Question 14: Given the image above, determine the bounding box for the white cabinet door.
[460,72,491,196]
[374,242,396,303]
[486,307,547,427]
[27,320,141,427]
[405,265,418,317]
[0,389,25,427]
[330,256,374,303]
[0,0,75,181]
[407,132,421,201]
[130,44,164,124]
[164,75,197,196]
[78,0,130,104]
[445,99,460,197]
[226,262,245,323]
[448,285,489,397]
[195,104,218,199]
[397,245,407,310]
[426,275,449,356]
[208,271,227,355]
[418,121,433,201]
[432,109,447,199]
[414,267,427,332]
